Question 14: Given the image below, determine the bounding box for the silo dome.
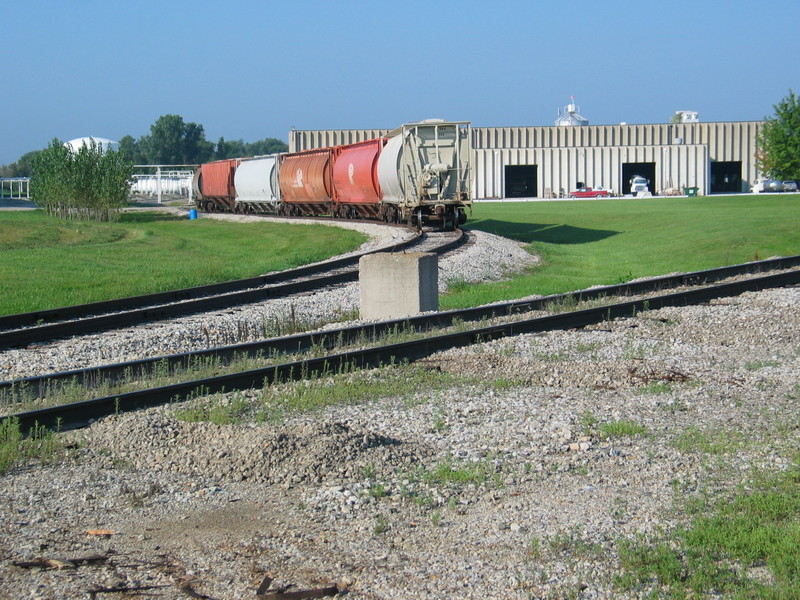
[555,97,589,126]
[65,137,119,153]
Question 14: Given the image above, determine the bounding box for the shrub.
[31,138,133,221]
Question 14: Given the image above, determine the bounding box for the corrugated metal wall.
[289,129,389,153]
[290,121,762,198]
[474,145,710,198]
[471,121,761,153]
[475,121,760,197]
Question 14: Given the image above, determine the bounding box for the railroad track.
[0,226,464,350]
[4,256,799,433]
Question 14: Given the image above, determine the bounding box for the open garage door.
[622,162,656,195]
[710,161,742,193]
[505,165,538,198]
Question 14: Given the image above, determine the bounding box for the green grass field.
[0,211,366,315]
[442,194,800,308]
[1,195,799,315]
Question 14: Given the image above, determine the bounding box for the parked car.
[782,180,798,192]
[751,178,782,193]
[568,186,610,198]
[630,175,650,195]
[766,179,783,192]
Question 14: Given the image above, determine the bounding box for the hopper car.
[192,120,472,229]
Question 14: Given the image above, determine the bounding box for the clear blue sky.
[2,0,798,166]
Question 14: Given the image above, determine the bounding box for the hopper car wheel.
[445,208,457,231]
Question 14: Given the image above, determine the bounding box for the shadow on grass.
[120,211,185,224]
[467,219,620,245]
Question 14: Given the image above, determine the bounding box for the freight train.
[192,120,472,229]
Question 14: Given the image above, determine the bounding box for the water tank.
[64,137,119,153]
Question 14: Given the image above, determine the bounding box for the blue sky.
[2,0,798,165]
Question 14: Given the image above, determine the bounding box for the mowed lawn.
[444,194,800,308]
[0,211,366,315]
[2,195,798,315]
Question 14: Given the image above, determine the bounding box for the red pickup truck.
[568,187,610,198]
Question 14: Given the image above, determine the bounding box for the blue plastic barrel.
[189,209,197,220]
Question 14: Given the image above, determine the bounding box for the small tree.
[31,139,133,221]
[756,90,800,180]
[30,140,72,217]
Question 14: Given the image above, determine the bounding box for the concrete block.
[359,252,438,320]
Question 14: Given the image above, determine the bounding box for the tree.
[214,137,288,160]
[245,137,288,156]
[117,135,144,164]
[31,139,133,221]
[138,114,214,165]
[0,150,41,177]
[4,114,289,174]
[756,90,800,180]
[215,136,246,160]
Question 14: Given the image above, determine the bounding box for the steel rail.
[3,254,798,398]
[4,265,799,433]
[0,228,465,350]
[0,222,420,332]
[0,259,361,331]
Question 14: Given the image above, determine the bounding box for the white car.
[782,180,798,192]
[630,175,649,195]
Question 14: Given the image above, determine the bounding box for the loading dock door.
[505,165,538,198]
[710,161,742,193]
[622,162,656,195]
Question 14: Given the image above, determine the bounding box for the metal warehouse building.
[289,119,763,199]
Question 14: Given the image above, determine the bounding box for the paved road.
[0,198,36,210]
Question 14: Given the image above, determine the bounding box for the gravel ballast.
[0,219,535,381]
[1,219,798,599]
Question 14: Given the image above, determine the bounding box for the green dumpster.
[683,187,699,197]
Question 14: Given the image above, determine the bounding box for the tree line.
[0,114,289,176]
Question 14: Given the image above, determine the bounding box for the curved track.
[3,256,799,433]
[0,226,464,350]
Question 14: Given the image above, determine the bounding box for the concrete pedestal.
[359,252,438,320]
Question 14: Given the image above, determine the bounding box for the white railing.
[131,165,195,204]
[0,177,30,199]
[1,167,197,204]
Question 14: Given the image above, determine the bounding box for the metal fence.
[0,177,30,199]
[1,166,197,205]
[130,166,195,204]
